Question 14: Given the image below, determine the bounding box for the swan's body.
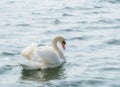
[20,36,66,70]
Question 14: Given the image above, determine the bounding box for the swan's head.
[57,36,66,50]
[52,36,66,50]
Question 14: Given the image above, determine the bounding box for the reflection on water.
[21,66,65,82]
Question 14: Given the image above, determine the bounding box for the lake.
[0,0,120,87]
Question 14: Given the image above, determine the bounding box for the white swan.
[19,36,66,70]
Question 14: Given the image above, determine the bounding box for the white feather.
[20,36,66,70]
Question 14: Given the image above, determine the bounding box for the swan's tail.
[21,43,37,60]
[18,61,41,70]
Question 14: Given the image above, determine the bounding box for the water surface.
[0,0,120,87]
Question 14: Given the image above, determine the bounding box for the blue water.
[0,0,120,87]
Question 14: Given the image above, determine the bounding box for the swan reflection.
[21,66,65,82]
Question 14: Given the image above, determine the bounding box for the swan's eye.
[62,40,66,44]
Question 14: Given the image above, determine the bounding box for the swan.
[19,36,66,70]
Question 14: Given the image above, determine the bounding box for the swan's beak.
[62,43,65,50]
[62,41,66,50]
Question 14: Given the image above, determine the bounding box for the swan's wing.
[21,43,37,60]
[19,60,41,70]
[32,46,60,65]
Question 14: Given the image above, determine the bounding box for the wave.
[106,39,120,45]
[1,52,19,56]
[97,0,120,3]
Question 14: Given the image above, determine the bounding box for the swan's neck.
[52,38,65,60]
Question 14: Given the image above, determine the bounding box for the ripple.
[115,18,120,22]
[7,1,15,4]
[84,26,120,29]
[58,29,73,32]
[63,7,74,10]
[111,84,120,87]
[106,39,120,45]
[4,23,11,26]
[77,21,87,24]
[69,37,86,41]
[72,6,94,10]
[97,0,120,3]
[58,29,82,32]
[98,19,114,24]
[62,13,73,17]
[49,79,105,87]
[1,52,19,56]
[15,24,30,27]
[84,79,105,85]
[94,6,103,9]
[54,20,61,24]
[89,44,106,51]
[0,65,13,74]
[32,12,41,15]
[109,0,120,4]
[101,67,120,71]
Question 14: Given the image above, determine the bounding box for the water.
[0,0,120,87]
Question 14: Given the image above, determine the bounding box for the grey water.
[0,0,120,87]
